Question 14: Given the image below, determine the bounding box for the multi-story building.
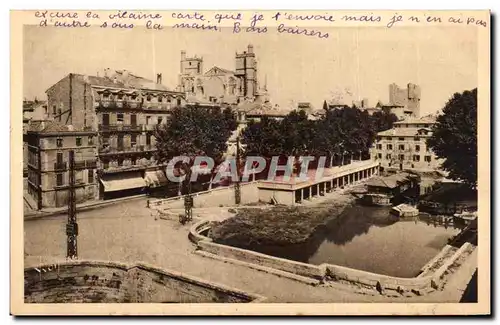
[23,99,47,177]
[370,116,444,173]
[25,120,97,209]
[45,69,186,200]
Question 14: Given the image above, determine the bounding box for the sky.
[23,25,478,115]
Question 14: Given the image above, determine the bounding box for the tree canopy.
[427,88,477,188]
[241,106,390,165]
[154,105,237,167]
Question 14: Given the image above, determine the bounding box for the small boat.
[453,211,477,221]
[391,204,419,217]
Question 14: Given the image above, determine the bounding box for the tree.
[154,105,234,194]
[371,110,398,132]
[427,88,477,188]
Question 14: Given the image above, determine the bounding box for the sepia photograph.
[10,9,491,315]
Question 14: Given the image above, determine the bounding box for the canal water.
[244,205,465,278]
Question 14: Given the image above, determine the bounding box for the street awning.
[144,170,168,188]
[100,172,146,192]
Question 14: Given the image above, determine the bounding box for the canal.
[242,204,465,278]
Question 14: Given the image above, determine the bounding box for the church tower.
[235,44,257,99]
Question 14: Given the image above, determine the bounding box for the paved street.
[24,197,475,303]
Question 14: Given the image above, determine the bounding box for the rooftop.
[394,115,436,125]
[27,120,92,134]
[365,172,416,189]
[377,127,433,137]
[67,70,179,93]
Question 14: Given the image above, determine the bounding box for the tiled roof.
[366,172,414,189]
[27,120,90,134]
[377,127,432,137]
[394,115,436,125]
[77,70,173,92]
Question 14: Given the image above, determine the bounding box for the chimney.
[157,73,162,84]
[122,69,129,80]
[248,44,254,54]
[181,50,186,61]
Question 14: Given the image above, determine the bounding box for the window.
[88,169,94,183]
[76,137,82,146]
[146,116,151,125]
[414,137,420,141]
[415,145,420,152]
[88,136,94,145]
[387,144,393,150]
[398,137,404,141]
[377,153,382,159]
[158,96,163,102]
[103,160,109,169]
[177,98,182,106]
[58,109,62,121]
[102,135,110,145]
[102,113,110,125]
[131,157,136,166]
[131,95,137,101]
[118,94,124,100]
[146,95,152,102]
[117,135,124,150]
[56,173,64,186]
[425,155,432,162]
[399,154,405,161]
[146,134,151,145]
[131,134,137,147]
[117,158,124,166]
[117,113,124,123]
[413,155,420,162]
[56,138,63,148]
[376,144,382,150]
[376,136,381,141]
[52,105,57,114]
[386,154,391,160]
[398,144,405,150]
[158,117,163,125]
[131,114,137,126]
[386,137,392,141]
[167,96,172,103]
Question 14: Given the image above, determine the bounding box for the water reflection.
[245,205,465,278]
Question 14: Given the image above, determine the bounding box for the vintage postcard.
[11,9,490,315]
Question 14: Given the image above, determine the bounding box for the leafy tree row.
[241,106,398,170]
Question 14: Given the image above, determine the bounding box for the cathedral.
[177,44,270,106]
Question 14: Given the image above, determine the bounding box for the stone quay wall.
[190,220,475,297]
[24,260,265,303]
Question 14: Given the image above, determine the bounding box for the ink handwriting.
[32,10,488,32]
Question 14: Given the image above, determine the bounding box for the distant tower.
[180,50,203,76]
[235,44,257,99]
[407,83,421,118]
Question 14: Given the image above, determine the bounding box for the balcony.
[54,162,67,171]
[99,124,142,132]
[74,160,97,170]
[142,102,173,111]
[96,99,143,110]
[98,144,156,156]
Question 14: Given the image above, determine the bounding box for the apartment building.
[45,69,186,199]
[370,116,444,173]
[25,120,97,209]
